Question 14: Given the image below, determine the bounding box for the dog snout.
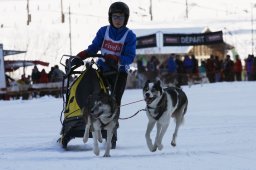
[145,92,150,98]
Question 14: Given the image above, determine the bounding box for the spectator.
[136,56,147,88]
[205,55,216,83]
[223,55,234,81]
[214,56,223,82]
[252,55,256,80]
[51,65,65,82]
[183,55,193,85]
[183,55,193,74]
[5,74,15,87]
[18,74,30,85]
[166,54,177,84]
[175,55,185,87]
[199,60,207,76]
[146,55,160,81]
[245,55,253,81]
[234,54,242,81]
[39,69,49,83]
[48,67,55,82]
[31,65,40,84]
[191,54,199,75]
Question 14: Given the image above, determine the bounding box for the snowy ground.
[1,81,256,170]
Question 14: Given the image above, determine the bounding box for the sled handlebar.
[60,54,118,77]
[62,54,103,59]
[60,54,103,75]
[60,54,103,66]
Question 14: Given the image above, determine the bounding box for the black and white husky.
[82,93,118,157]
[143,80,188,152]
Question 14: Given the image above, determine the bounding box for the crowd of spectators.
[9,64,65,86]
[2,65,65,100]
[31,65,65,84]
[132,53,256,88]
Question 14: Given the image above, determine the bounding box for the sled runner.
[58,54,116,149]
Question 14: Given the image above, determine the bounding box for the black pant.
[104,71,128,105]
[104,71,128,142]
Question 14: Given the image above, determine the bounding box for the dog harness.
[147,93,167,120]
[90,110,116,129]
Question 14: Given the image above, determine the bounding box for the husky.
[82,92,118,157]
[143,80,188,152]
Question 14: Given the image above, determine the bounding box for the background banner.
[163,31,223,46]
[136,34,157,49]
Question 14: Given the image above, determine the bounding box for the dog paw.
[103,154,111,157]
[171,141,176,147]
[83,136,88,143]
[149,145,157,152]
[151,147,157,152]
[93,149,100,156]
[157,144,163,150]
[146,140,155,152]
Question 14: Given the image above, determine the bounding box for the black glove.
[70,57,84,67]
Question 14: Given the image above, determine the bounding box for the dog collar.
[147,93,167,120]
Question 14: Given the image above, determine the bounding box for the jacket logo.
[102,40,123,53]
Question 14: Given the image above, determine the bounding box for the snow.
[1,1,256,168]
[1,81,256,170]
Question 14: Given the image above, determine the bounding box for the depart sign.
[163,31,223,46]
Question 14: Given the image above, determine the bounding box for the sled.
[58,54,115,149]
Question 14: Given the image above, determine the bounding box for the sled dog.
[143,80,188,152]
[82,92,118,157]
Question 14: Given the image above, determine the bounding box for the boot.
[111,129,117,149]
[111,108,119,149]
[111,140,116,149]
[61,135,72,149]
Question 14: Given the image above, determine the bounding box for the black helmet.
[108,2,130,27]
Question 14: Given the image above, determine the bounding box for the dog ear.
[156,80,161,86]
[156,80,163,95]
[144,80,150,89]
